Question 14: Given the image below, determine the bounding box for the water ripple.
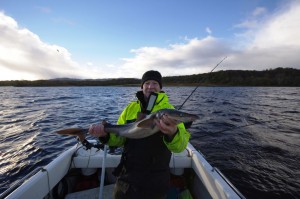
[0,86,299,198]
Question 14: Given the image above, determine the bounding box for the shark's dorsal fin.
[136,112,147,122]
[137,118,155,129]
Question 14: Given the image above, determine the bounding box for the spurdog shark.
[56,109,198,141]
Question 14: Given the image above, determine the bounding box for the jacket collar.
[136,91,167,114]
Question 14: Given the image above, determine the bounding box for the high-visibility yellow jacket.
[106,91,191,153]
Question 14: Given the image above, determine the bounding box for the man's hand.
[155,114,178,137]
[89,121,107,137]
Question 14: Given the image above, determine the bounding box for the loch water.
[0,86,299,199]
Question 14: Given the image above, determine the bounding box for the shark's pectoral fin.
[137,118,156,129]
[55,128,86,142]
[56,128,83,135]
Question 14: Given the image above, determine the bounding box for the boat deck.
[65,184,114,199]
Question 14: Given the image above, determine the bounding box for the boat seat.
[71,147,192,169]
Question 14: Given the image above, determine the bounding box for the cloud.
[120,0,300,76]
[0,11,88,80]
[252,7,267,17]
[205,27,212,35]
[86,62,94,66]
[120,36,231,78]
[0,0,300,81]
[251,2,300,48]
[235,0,300,70]
[234,6,266,29]
[34,6,52,14]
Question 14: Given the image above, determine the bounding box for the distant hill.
[0,68,299,87]
[164,67,300,86]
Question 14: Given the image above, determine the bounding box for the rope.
[99,145,108,199]
[42,168,53,198]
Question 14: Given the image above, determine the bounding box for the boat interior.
[3,141,245,199]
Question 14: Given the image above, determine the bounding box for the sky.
[0,0,300,80]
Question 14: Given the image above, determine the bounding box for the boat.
[1,140,246,199]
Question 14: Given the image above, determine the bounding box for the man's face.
[142,80,161,98]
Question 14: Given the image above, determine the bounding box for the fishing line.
[177,56,227,110]
[197,117,288,134]
[175,57,293,135]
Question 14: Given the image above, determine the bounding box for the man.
[89,70,191,199]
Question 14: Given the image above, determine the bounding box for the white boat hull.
[2,142,245,199]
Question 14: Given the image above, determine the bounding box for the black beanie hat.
[141,70,162,88]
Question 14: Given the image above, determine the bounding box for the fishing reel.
[80,138,123,155]
[80,139,104,150]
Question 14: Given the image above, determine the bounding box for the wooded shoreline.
[1,68,299,87]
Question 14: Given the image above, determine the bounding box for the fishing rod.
[178,56,227,110]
